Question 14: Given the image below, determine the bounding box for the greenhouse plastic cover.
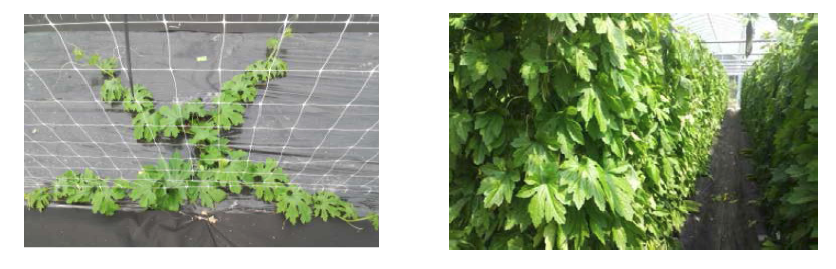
[24,14,379,216]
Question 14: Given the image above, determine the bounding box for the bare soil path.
[678,108,766,249]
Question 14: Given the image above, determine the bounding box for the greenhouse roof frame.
[672,13,778,76]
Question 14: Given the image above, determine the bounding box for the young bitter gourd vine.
[25,33,378,231]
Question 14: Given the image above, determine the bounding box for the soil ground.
[678,107,767,249]
[25,207,378,247]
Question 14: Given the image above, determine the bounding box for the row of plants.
[740,13,817,249]
[449,13,727,249]
[25,33,378,231]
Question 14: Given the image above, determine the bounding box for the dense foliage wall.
[740,14,817,250]
[449,13,728,249]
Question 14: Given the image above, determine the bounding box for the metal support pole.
[123,15,135,92]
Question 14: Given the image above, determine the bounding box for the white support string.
[23,133,74,172]
[24,63,120,174]
[23,177,377,192]
[46,15,176,185]
[215,15,228,186]
[24,168,38,188]
[102,15,148,170]
[24,153,375,166]
[216,15,227,139]
[23,122,377,132]
[24,99,379,108]
[280,14,352,169]
[24,155,52,179]
[22,134,64,184]
[25,140,376,151]
[161,16,194,161]
[45,16,140,175]
[316,120,379,186]
[25,68,379,73]
[25,20,378,28]
[297,65,378,180]
[342,152,379,194]
[23,103,98,171]
[318,151,380,194]
[22,166,379,179]
[245,13,290,170]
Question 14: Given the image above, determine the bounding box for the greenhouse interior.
[448,13,817,250]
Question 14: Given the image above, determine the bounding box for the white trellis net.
[24,14,379,212]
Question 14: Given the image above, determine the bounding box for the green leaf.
[593,17,608,34]
[211,151,249,194]
[191,169,227,208]
[449,198,467,224]
[88,53,100,66]
[478,165,519,208]
[221,74,258,103]
[449,111,473,154]
[368,213,379,230]
[517,168,566,227]
[544,222,556,250]
[646,164,661,188]
[599,164,635,220]
[188,121,219,145]
[283,26,293,38]
[91,185,123,216]
[588,208,609,244]
[182,99,208,118]
[474,111,504,151]
[122,85,155,113]
[551,14,578,33]
[267,37,279,51]
[212,92,246,130]
[804,80,817,109]
[132,110,162,142]
[129,178,158,209]
[100,78,126,102]
[572,13,587,26]
[252,158,289,202]
[449,53,455,72]
[158,104,186,138]
[570,48,595,82]
[311,191,345,222]
[561,157,605,211]
[565,119,584,145]
[98,57,118,78]
[275,186,313,225]
[605,18,628,69]
[520,44,547,100]
[578,87,607,132]
[612,218,628,249]
[25,187,52,212]
[72,47,85,61]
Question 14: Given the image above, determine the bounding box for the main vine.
[25,31,378,231]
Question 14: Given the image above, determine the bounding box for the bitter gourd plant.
[25,33,378,231]
[740,13,817,250]
[449,13,727,249]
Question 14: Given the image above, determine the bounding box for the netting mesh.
[24,14,379,213]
